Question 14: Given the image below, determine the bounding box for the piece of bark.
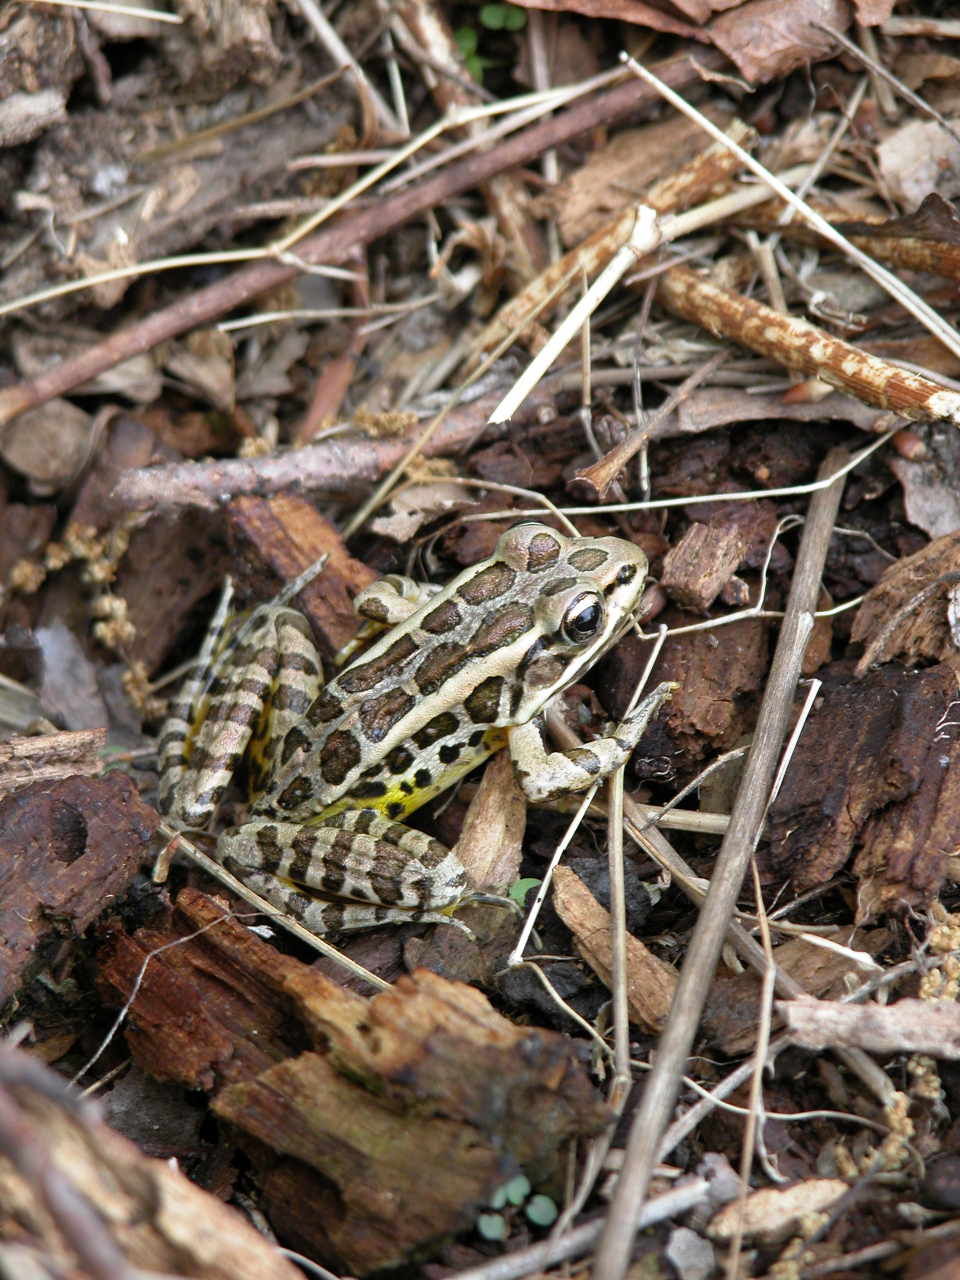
[0,729,105,797]
[603,615,770,766]
[0,1046,301,1280]
[0,772,158,1007]
[780,995,960,1057]
[227,494,377,658]
[803,586,834,677]
[766,660,960,918]
[852,530,960,674]
[702,929,893,1054]
[660,521,748,614]
[553,866,677,1033]
[97,888,609,1273]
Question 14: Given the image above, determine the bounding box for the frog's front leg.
[217,809,468,932]
[508,681,676,804]
[158,606,323,828]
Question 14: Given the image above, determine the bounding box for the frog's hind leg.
[158,605,322,829]
[218,808,468,933]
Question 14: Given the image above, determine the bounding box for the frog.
[157,521,673,933]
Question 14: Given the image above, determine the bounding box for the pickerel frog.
[158,522,673,933]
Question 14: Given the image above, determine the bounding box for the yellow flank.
[311,727,508,825]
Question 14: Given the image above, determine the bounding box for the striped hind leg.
[218,808,468,932]
[157,604,322,828]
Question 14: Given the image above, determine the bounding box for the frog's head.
[494,521,649,713]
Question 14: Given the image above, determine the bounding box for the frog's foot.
[218,808,468,934]
[509,681,676,804]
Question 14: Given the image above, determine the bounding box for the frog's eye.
[562,593,605,644]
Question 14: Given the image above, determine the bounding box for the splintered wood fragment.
[98,888,609,1274]
[780,996,960,1057]
[552,866,677,1033]
[227,494,376,657]
[766,660,960,919]
[0,1049,302,1280]
[852,530,960,674]
[660,522,748,613]
[657,266,960,425]
[0,727,105,796]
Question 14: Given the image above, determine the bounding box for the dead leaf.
[508,0,702,39]
[890,437,960,539]
[0,398,93,494]
[235,329,309,400]
[370,482,477,543]
[13,331,162,405]
[163,328,236,411]
[878,119,960,208]
[895,52,960,92]
[454,747,526,895]
[709,0,850,85]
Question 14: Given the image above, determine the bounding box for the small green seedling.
[479,1175,558,1241]
[508,877,540,907]
[479,3,527,30]
[455,4,528,82]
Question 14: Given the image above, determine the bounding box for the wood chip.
[552,865,677,1033]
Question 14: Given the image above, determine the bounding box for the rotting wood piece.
[0,772,157,1008]
[765,659,960,919]
[0,1044,301,1280]
[227,494,376,659]
[601,616,769,765]
[97,888,610,1274]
